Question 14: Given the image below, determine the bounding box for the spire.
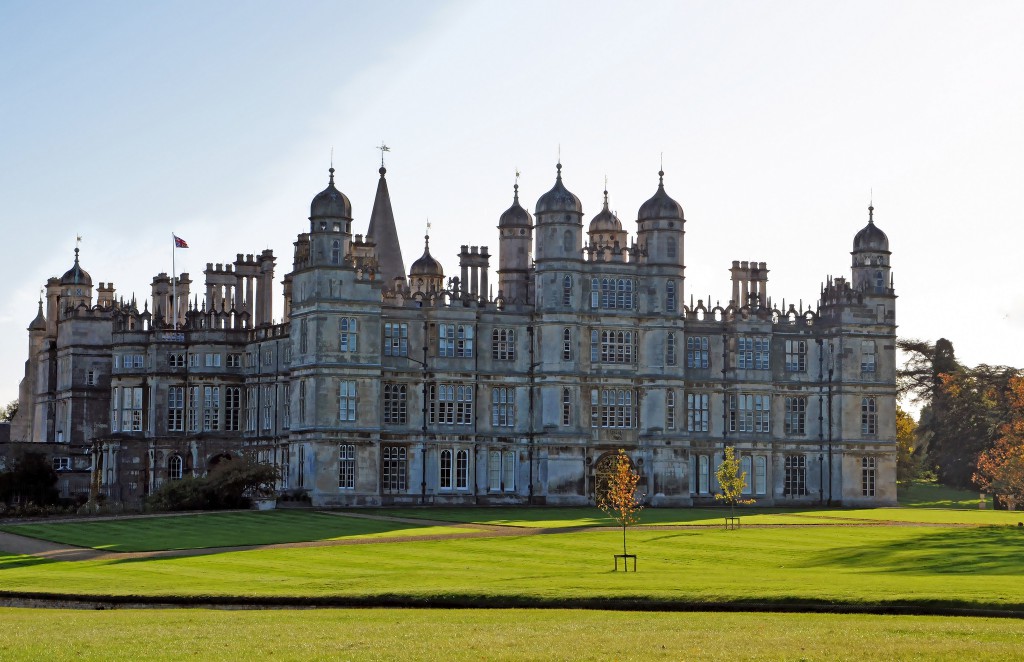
[328,167,335,185]
[366,163,406,284]
[868,203,874,224]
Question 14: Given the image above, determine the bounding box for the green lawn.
[899,478,992,509]
[1,608,1021,661]
[0,510,469,552]
[3,522,1024,613]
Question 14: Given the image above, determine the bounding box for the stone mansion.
[9,160,898,507]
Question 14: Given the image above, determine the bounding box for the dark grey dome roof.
[637,171,684,221]
[535,163,583,215]
[29,300,46,331]
[60,248,92,287]
[309,168,352,220]
[410,236,444,277]
[853,206,889,252]
[499,185,533,228]
[589,191,622,233]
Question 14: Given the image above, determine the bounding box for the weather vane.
[425,218,431,236]
[378,142,390,167]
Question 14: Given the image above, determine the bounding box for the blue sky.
[1,0,1022,406]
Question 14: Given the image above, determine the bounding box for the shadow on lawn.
[0,553,60,570]
[811,526,1024,574]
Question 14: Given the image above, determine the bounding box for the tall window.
[862,457,876,496]
[491,387,515,427]
[738,337,770,369]
[562,388,572,426]
[384,322,408,357]
[205,353,222,367]
[331,239,341,264]
[383,383,407,425]
[666,390,676,430]
[697,455,710,494]
[562,328,573,361]
[590,329,637,364]
[562,275,572,307]
[784,340,806,372]
[188,386,200,432]
[754,456,767,495]
[203,386,220,431]
[440,449,453,489]
[298,380,306,425]
[687,336,710,369]
[784,455,806,496]
[261,385,273,430]
[338,380,357,422]
[339,318,357,352]
[590,277,635,310]
[729,393,770,433]
[115,386,144,433]
[299,319,308,354]
[861,341,877,374]
[590,388,636,428]
[666,280,677,313]
[875,270,884,293]
[665,237,677,259]
[862,397,877,435]
[439,324,474,358]
[382,446,407,491]
[225,386,241,432]
[456,450,469,489]
[666,333,677,366]
[492,328,515,361]
[687,393,709,432]
[440,449,470,490]
[338,444,355,489]
[245,386,257,432]
[167,386,184,432]
[431,384,473,425]
[784,396,806,435]
[740,455,752,495]
[281,384,291,429]
[488,450,516,492]
[169,455,183,481]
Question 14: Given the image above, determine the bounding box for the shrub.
[147,460,280,512]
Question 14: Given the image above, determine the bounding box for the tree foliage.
[0,451,59,506]
[974,376,1024,504]
[896,406,919,483]
[147,458,280,511]
[0,399,18,422]
[714,446,755,518]
[597,449,643,556]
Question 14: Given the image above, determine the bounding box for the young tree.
[597,449,643,558]
[715,446,754,522]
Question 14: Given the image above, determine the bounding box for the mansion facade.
[9,161,898,507]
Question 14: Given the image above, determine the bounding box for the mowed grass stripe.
[0,511,468,552]
[1,607,1023,661]
[2,525,1024,611]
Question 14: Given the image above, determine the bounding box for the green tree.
[715,446,754,522]
[597,449,643,558]
[0,451,59,506]
[0,399,18,422]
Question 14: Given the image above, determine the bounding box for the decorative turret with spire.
[366,163,406,285]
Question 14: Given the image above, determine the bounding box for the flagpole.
[172,233,177,331]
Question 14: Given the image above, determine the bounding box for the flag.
[173,235,189,248]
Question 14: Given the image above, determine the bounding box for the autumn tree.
[597,449,643,558]
[974,376,1024,507]
[0,400,18,423]
[895,406,919,484]
[715,446,754,523]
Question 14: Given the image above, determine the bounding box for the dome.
[535,163,583,215]
[410,236,444,277]
[309,167,352,220]
[60,248,92,287]
[28,300,46,331]
[853,206,889,252]
[637,171,684,221]
[498,184,533,228]
[589,190,623,233]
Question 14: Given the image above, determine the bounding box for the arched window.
[875,270,884,292]
[168,455,183,481]
[754,456,767,495]
[562,275,572,307]
[331,239,341,265]
[562,328,572,361]
[440,449,453,489]
[562,387,572,426]
[667,333,677,366]
[456,450,469,489]
[666,280,677,313]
